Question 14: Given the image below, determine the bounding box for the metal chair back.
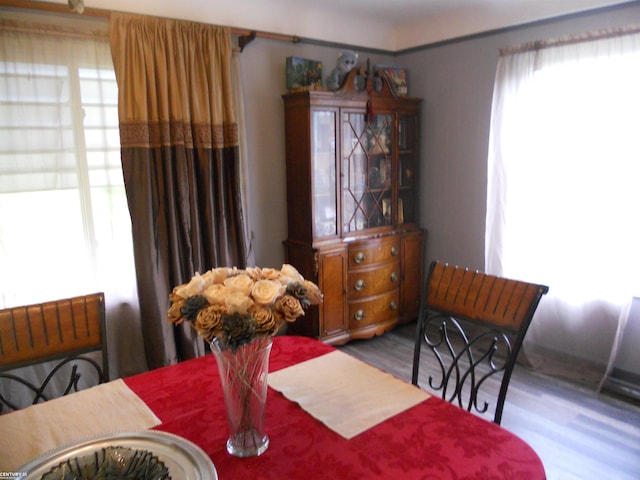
[0,293,108,413]
[412,261,548,424]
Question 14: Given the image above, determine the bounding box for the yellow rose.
[224,274,254,295]
[225,290,254,314]
[302,280,323,305]
[195,305,224,341]
[203,284,229,305]
[175,273,206,298]
[279,263,304,285]
[167,299,185,324]
[260,268,280,280]
[251,279,282,305]
[277,295,305,322]
[202,267,234,286]
[249,304,279,335]
[246,267,281,281]
[169,287,186,304]
[244,267,261,280]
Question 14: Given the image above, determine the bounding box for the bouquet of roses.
[167,264,322,351]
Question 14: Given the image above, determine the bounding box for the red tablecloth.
[124,335,546,479]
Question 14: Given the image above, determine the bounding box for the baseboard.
[601,377,640,404]
[523,343,606,388]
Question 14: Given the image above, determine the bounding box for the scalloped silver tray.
[18,431,218,479]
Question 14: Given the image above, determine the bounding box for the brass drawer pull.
[354,309,365,321]
[354,252,366,264]
[390,272,398,282]
[389,301,398,311]
[354,279,366,291]
[391,246,399,256]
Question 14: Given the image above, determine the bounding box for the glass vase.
[210,335,273,457]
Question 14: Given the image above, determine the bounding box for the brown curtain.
[109,13,247,369]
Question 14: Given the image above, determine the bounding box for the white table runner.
[268,350,430,439]
[0,379,161,470]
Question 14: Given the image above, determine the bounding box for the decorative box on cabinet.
[283,67,424,344]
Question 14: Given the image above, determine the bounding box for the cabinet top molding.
[283,68,422,104]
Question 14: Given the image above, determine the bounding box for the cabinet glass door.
[342,112,393,233]
[397,114,417,225]
[312,110,337,237]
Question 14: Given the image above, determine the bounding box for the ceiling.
[53,0,637,51]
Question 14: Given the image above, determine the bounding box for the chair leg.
[411,315,425,385]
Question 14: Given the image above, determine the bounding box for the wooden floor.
[337,321,640,480]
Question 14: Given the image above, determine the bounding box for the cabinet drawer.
[348,291,400,328]
[348,262,400,299]
[348,237,400,268]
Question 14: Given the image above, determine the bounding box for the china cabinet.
[283,68,424,344]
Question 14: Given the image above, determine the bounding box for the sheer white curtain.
[232,47,255,267]
[0,13,146,379]
[486,27,640,387]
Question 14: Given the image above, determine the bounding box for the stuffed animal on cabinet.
[325,50,358,91]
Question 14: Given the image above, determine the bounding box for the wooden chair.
[0,293,108,413]
[412,261,548,424]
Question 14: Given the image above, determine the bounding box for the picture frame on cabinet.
[286,56,323,91]
[376,65,408,96]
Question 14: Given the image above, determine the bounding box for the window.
[486,29,640,380]
[0,24,135,310]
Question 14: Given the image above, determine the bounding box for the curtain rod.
[0,0,300,49]
[500,23,640,56]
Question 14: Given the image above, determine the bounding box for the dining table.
[0,335,546,479]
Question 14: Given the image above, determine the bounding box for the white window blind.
[0,22,134,310]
